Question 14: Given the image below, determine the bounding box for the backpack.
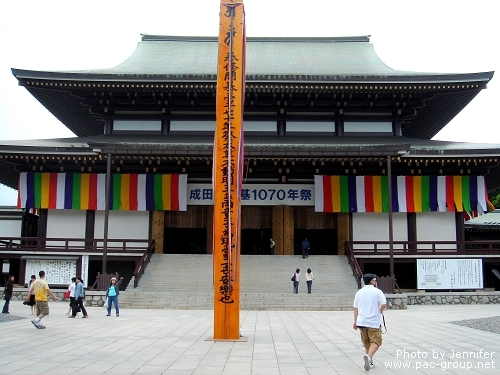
[291,274,296,282]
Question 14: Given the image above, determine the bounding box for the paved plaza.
[0,301,498,374]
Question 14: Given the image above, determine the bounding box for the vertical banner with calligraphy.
[213,0,246,340]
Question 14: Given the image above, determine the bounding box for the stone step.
[123,254,359,310]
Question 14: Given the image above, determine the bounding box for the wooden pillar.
[337,213,349,255]
[284,206,294,255]
[206,205,213,254]
[19,259,26,286]
[151,210,164,254]
[38,209,48,247]
[212,0,245,341]
[85,210,95,249]
[455,211,465,242]
[272,206,284,255]
[272,206,294,255]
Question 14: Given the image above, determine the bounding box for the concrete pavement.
[0,300,498,374]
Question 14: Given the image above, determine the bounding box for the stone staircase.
[119,254,359,310]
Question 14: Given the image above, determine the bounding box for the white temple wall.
[44,210,150,247]
[0,218,22,237]
[46,210,86,246]
[94,211,149,240]
[416,212,456,248]
[352,213,408,249]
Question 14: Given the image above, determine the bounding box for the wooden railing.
[345,240,500,289]
[344,242,363,289]
[349,240,500,256]
[132,240,156,288]
[91,272,120,291]
[0,237,151,254]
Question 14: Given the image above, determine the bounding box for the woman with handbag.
[291,269,300,294]
[25,275,37,314]
[65,277,76,316]
[69,276,88,318]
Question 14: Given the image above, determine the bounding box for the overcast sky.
[0,0,498,205]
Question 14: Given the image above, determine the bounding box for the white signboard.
[416,259,483,290]
[187,183,314,206]
[81,255,89,288]
[24,257,78,286]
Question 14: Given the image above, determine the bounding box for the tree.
[492,193,500,209]
[490,188,500,209]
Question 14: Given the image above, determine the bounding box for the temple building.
[1,35,499,289]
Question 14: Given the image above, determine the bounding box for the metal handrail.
[132,240,156,288]
[344,241,362,289]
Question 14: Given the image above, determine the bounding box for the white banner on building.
[187,184,314,206]
[416,259,483,290]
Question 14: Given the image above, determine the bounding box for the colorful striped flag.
[315,175,491,214]
[17,172,187,211]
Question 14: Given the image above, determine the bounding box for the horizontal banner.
[315,175,491,213]
[188,184,314,206]
[17,172,187,211]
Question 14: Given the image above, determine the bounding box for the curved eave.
[25,86,102,137]
[12,68,494,85]
[11,71,492,139]
[404,89,483,139]
[2,135,500,156]
[1,136,500,191]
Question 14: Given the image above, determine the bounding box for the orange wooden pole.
[213,0,246,340]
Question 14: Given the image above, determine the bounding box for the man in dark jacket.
[301,238,310,259]
[2,275,14,314]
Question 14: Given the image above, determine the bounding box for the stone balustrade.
[385,291,500,310]
[385,295,408,310]
[407,292,500,306]
[2,288,106,307]
[3,288,500,311]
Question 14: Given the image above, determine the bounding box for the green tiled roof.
[8,35,495,144]
[13,35,493,83]
[465,210,500,229]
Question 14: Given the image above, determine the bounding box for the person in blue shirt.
[301,238,310,259]
[106,277,124,317]
[69,276,88,318]
[269,238,275,255]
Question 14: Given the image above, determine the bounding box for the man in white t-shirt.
[353,273,387,371]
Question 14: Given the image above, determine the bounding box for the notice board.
[417,259,483,290]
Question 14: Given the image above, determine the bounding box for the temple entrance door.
[163,228,207,254]
[241,228,272,255]
[161,207,209,254]
[241,206,273,254]
[294,229,338,255]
